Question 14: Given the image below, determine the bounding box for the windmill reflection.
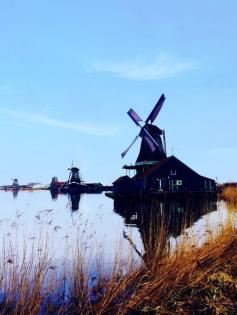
[114,196,217,263]
[68,192,81,211]
[12,189,19,199]
[49,190,81,211]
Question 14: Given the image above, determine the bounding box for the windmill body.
[136,124,166,164]
[68,167,83,184]
[121,94,167,177]
[49,165,107,195]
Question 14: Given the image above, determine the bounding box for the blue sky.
[0,0,236,185]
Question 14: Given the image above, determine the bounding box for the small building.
[142,155,215,193]
[114,155,216,195]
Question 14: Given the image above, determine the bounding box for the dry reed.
[221,186,237,204]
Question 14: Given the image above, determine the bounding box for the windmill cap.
[68,167,79,171]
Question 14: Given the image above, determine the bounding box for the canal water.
[0,191,236,271]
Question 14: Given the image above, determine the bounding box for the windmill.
[111,94,217,196]
[121,94,167,163]
[68,166,83,184]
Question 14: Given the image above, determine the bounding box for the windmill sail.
[121,134,140,158]
[145,94,165,124]
[140,127,159,151]
[127,109,143,126]
[122,94,166,161]
[143,136,156,152]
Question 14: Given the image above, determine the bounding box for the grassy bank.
[0,211,236,314]
[221,186,237,204]
[91,219,237,315]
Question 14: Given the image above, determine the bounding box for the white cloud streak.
[1,109,118,136]
[92,53,196,81]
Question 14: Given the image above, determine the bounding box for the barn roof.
[141,155,201,178]
[113,175,132,185]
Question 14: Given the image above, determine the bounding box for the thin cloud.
[92,53,197,81]
[1,109,118,136]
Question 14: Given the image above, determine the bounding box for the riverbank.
[89,216,237,314]
[221,185,237,204]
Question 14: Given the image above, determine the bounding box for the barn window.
[170,169,177,176]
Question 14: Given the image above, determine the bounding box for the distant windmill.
[121,94,167,163]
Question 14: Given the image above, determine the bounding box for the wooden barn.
[113,94,216,196]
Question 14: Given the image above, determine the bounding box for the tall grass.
[221,185,237,204]
[0,202,236,314]
[116,220,237,314]
[91,206,237,314]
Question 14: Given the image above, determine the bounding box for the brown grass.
[91,218,237,315]
[221,186,237,204]
[0,206,236,314]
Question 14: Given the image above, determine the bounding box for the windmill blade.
[127,108,143,126]
[140,127,161,151]
[143,136,156,152]
[145,94,165,124]
[121,134,140,158]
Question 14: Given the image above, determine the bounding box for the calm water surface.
[0,191,236,269]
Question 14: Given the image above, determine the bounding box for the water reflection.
[49,190,81,211]
[114,196,217,261]
[68,193,81,211]
[12,189,19,199]
[50,189,59,200]
[0,189,231,273]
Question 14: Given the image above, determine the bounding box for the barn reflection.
[114,196,217,262]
